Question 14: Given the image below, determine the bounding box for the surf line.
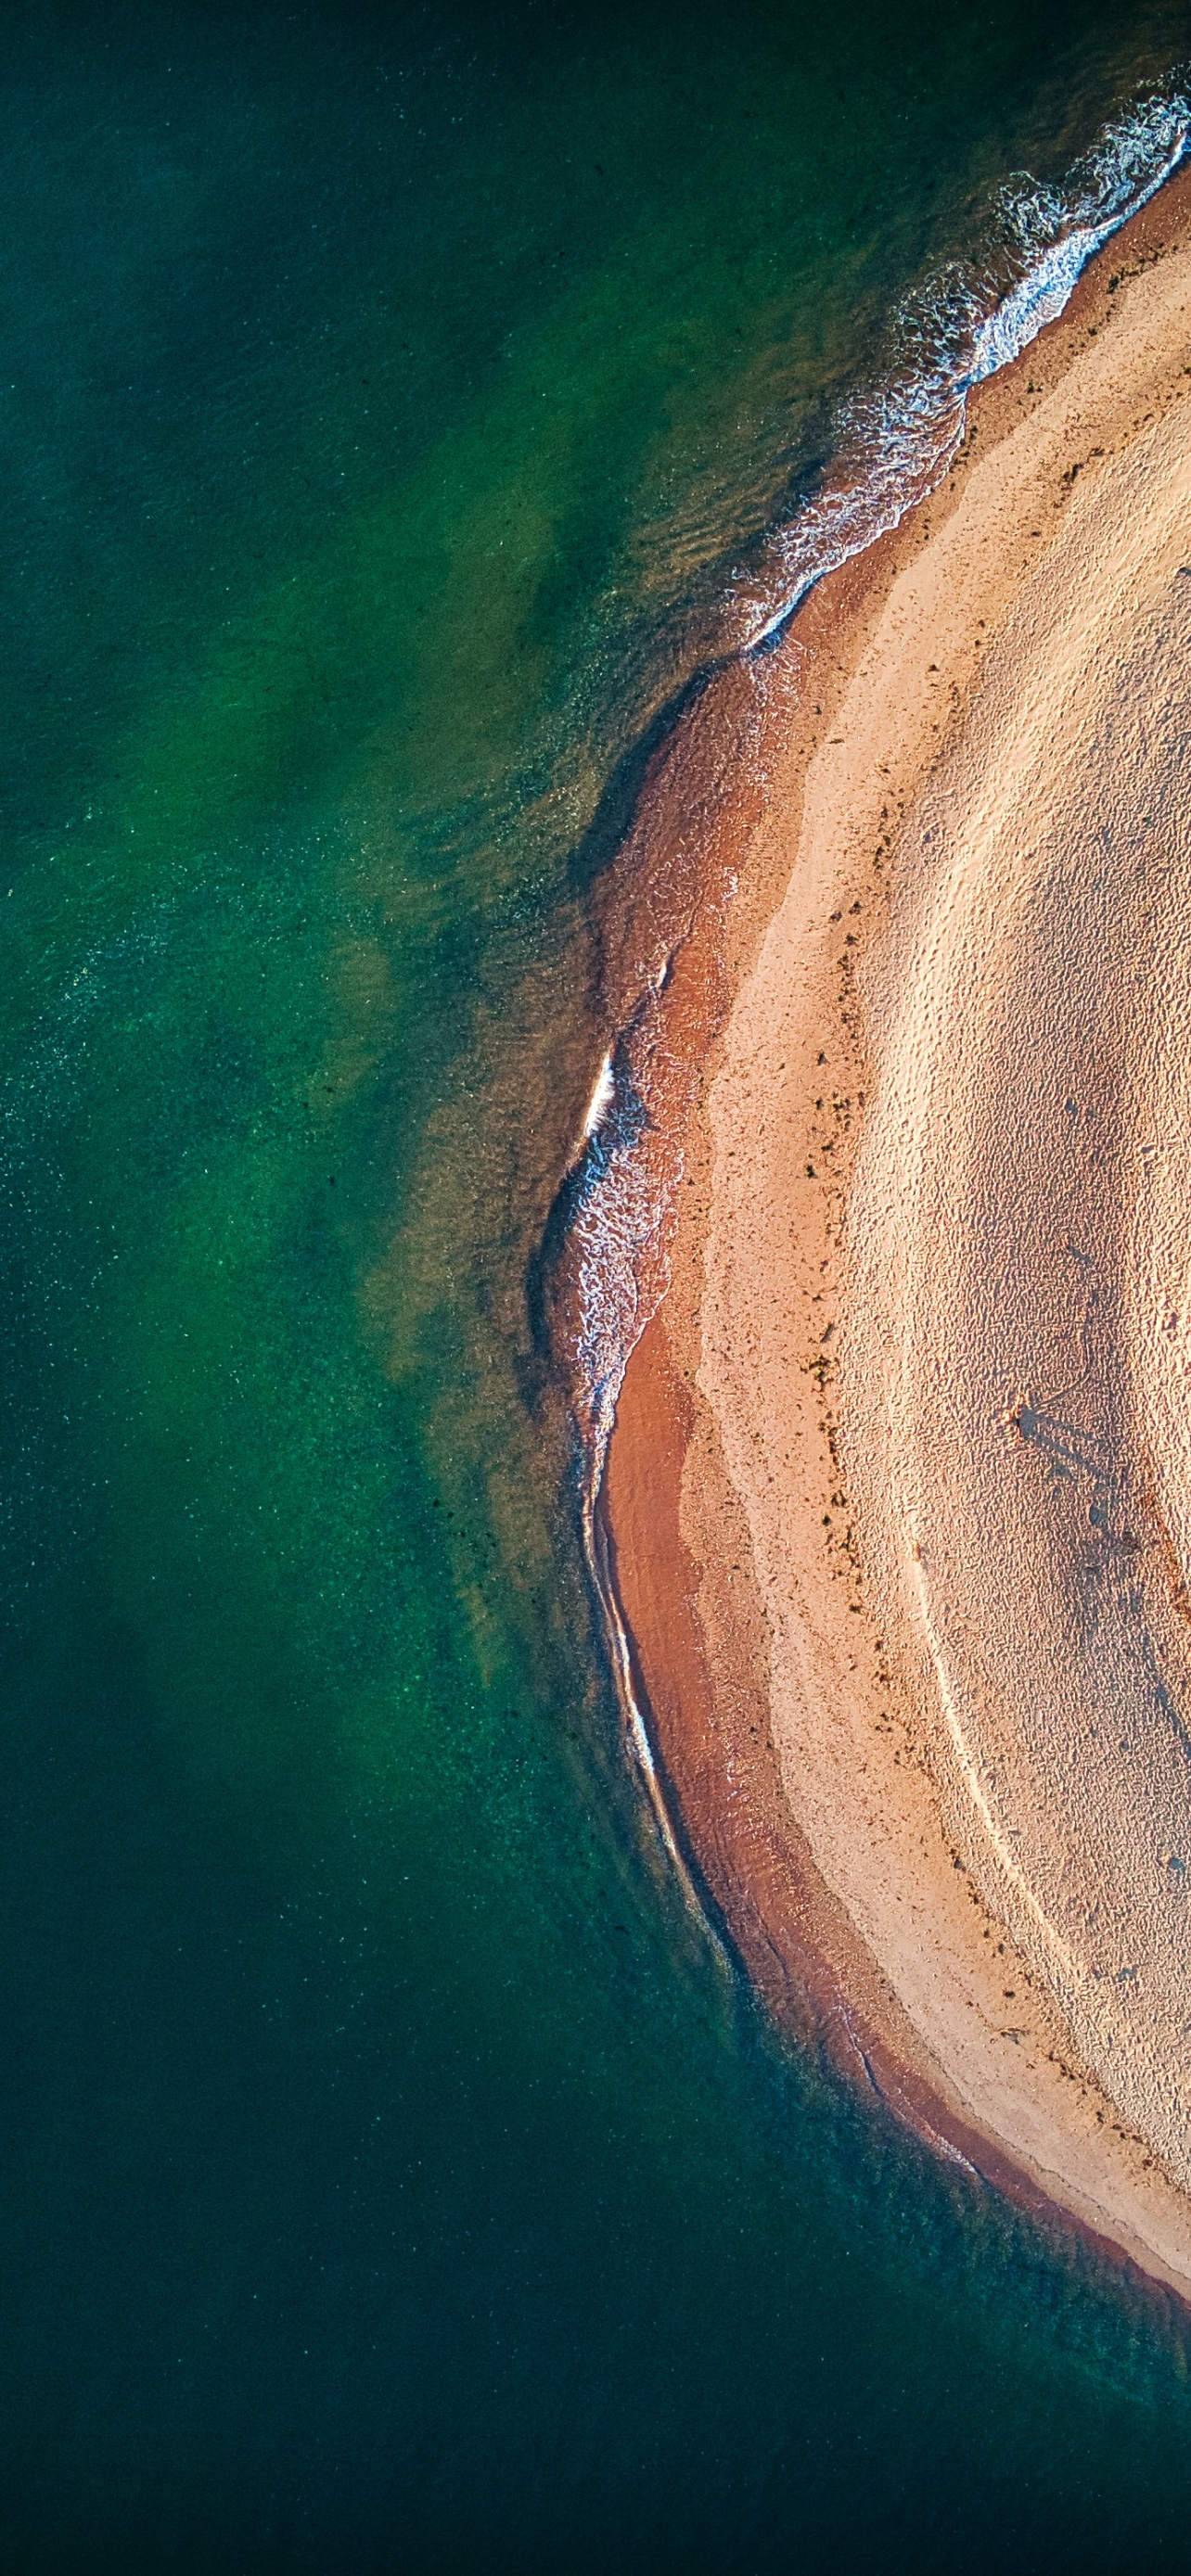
[742,101,1191,654]
[557,90,1191,1916]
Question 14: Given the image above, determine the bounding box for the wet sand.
[602,165,1191,2299]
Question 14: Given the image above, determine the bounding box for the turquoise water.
[6,6,1191,2568]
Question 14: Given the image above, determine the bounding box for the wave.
[736,84,1191,650]
[549,79,1191,1856]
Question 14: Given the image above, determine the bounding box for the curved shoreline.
[600,163,1191,2303]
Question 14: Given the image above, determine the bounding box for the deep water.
[5,6,1191,2570]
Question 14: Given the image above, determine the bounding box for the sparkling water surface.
[6,6,1191,2569]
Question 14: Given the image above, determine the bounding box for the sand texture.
[603,171,1191,2298]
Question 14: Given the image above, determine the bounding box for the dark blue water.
[5,6,1191,2569]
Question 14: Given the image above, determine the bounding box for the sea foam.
[553,81,1191,1846]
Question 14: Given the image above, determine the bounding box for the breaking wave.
[547,79,1191,1847]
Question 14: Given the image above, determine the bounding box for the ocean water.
[6,6,1191,2570]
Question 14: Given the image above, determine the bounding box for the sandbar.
[601,166,1191,2300]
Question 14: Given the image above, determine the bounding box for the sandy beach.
[598,164,1191,2300]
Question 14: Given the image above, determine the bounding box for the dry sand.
[602,167,1191,2299]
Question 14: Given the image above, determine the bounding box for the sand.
[601,166,1191,2300]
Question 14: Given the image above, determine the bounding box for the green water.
[6,6,1191,2568]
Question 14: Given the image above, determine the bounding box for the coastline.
[599,161,1191,2302]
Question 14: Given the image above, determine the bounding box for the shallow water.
[7,5,1191,2569]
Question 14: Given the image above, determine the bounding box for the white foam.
[561,81,1191,1898]
[581,1049,616,1141]
[738,89,1190,649]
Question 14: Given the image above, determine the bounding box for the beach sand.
[600,166,1191,2300]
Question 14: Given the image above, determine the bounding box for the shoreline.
[597,160,1191,2304]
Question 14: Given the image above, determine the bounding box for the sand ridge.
[604,167,1191,2299]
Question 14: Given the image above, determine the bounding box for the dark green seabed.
[5,6,1191,2569]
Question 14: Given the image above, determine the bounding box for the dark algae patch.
[6,4,1191,2570]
